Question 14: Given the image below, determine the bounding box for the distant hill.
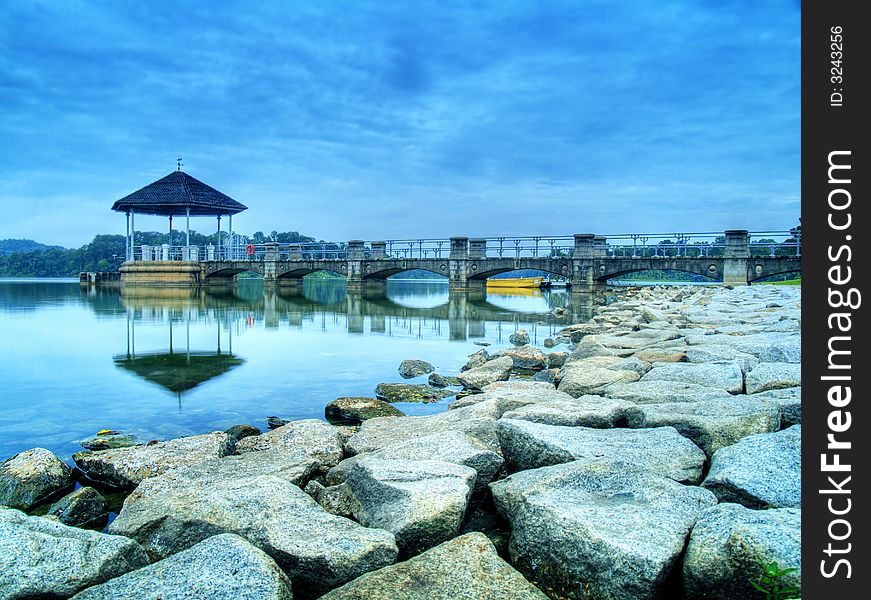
[0,239,64,255]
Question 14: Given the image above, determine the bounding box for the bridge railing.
[127,230,800,262]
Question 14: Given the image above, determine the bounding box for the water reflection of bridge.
[82,282,597,342]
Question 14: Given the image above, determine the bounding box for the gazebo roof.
[111,171,247,216]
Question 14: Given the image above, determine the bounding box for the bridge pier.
[570,234,604,293]
[723,230,750,285]
[263,241,280,286]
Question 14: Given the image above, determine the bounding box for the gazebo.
[112,169,247,262]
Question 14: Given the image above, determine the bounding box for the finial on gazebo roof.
[177,157,183,171]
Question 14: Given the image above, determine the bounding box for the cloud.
[0,0,799,247]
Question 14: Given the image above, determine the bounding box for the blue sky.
[0,0,800,247]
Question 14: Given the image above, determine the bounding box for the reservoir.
[0,278,591,461]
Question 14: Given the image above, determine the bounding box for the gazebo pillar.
[216,215,222,258]
[186,207,190,247]
[130,211,135,262]
[125,211,130,262]
[169,215,173,252]
[228,214,233,260]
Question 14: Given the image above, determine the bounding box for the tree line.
[0,230,315,277]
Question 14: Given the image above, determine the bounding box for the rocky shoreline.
[1,284,801,599]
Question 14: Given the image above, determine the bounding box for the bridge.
[119,229,801,292]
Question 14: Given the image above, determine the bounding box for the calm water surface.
[0,279,598,461]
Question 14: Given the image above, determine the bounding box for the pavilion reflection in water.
[115,289,244,407]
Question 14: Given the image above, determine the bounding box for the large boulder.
[0,508,149,599]
[603,380,733,404]
[751,387,801,427]
[558,364,639,396]
[73,432,236,488]
[683,503,801,600]
[626,397,781,457]
[496,419,706,484]
[46,486,108,529]
[320,532,547,599]
[568,336,616,360]
[509,329,531,346]
[491,344,548,370]
[71,533,293,600]
[0,447,74,510]
[757,340,801,363]
[109,472,398,598]
[236,419,344,469]
[344,458,476,556]
[374,383,454,403]
[641,363,744,394]
[157,449,320,488]
[703,425,801,508]
[684,345,759,372]
[398,359,435,379]
[490,461,717,600]
[345,402,500,456]
[458,356,514,390]
[428,373,463,388]
[325,397,405,424]
[326,431,503,497]
[501,395,634,428]
[461,348,489,371]
[745,362,802,394]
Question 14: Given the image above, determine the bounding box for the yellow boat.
[486,276,543,289]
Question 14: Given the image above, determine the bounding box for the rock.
[266,416,289,430]
[71,533,293,599]
[684,345,759,372]
[752,387,801,427]
[509,329,530,346]
[46,486,107,529]
[160,449,320,488]
[490,461,717,600]
[344,458,476,556]
[568,336,616,360]
[531,369,559,384]
[79,431,140,450]
[326,397,405,424]
[73,432,236,489]
[703,425,800,508]
[398,359,435,379]
[626,397,781,457]
[543,337,557,348]
[745,362,802,394]
[345,403,500,456]
[428,373,463,388]
[447,394,485,410]
[608,356,652,375]
[374,383,454,403]
[496,419,706,483]
[110,473,398,598]
[224,424,262,441]
[603,380,733,404]
[641,363,744,394]
[0,508,149,598]
[640,305,664,322]
[491,344,547,370]
[461,348,489,371]
[634,347,687,362]
[458,356,514,390]
[501,395,634,428]
[558,364,639,397]
[320,532,547,599]
[0,447,74,510]
[327,431,503,497]
[757,340,801,363]
[311,482,356,518]
[546,351,568,368]
[236,419,344,469]
[683,504,801,600]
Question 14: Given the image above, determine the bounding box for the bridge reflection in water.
[85,280,596,344]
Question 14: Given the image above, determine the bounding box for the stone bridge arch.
[594,258,724,283]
